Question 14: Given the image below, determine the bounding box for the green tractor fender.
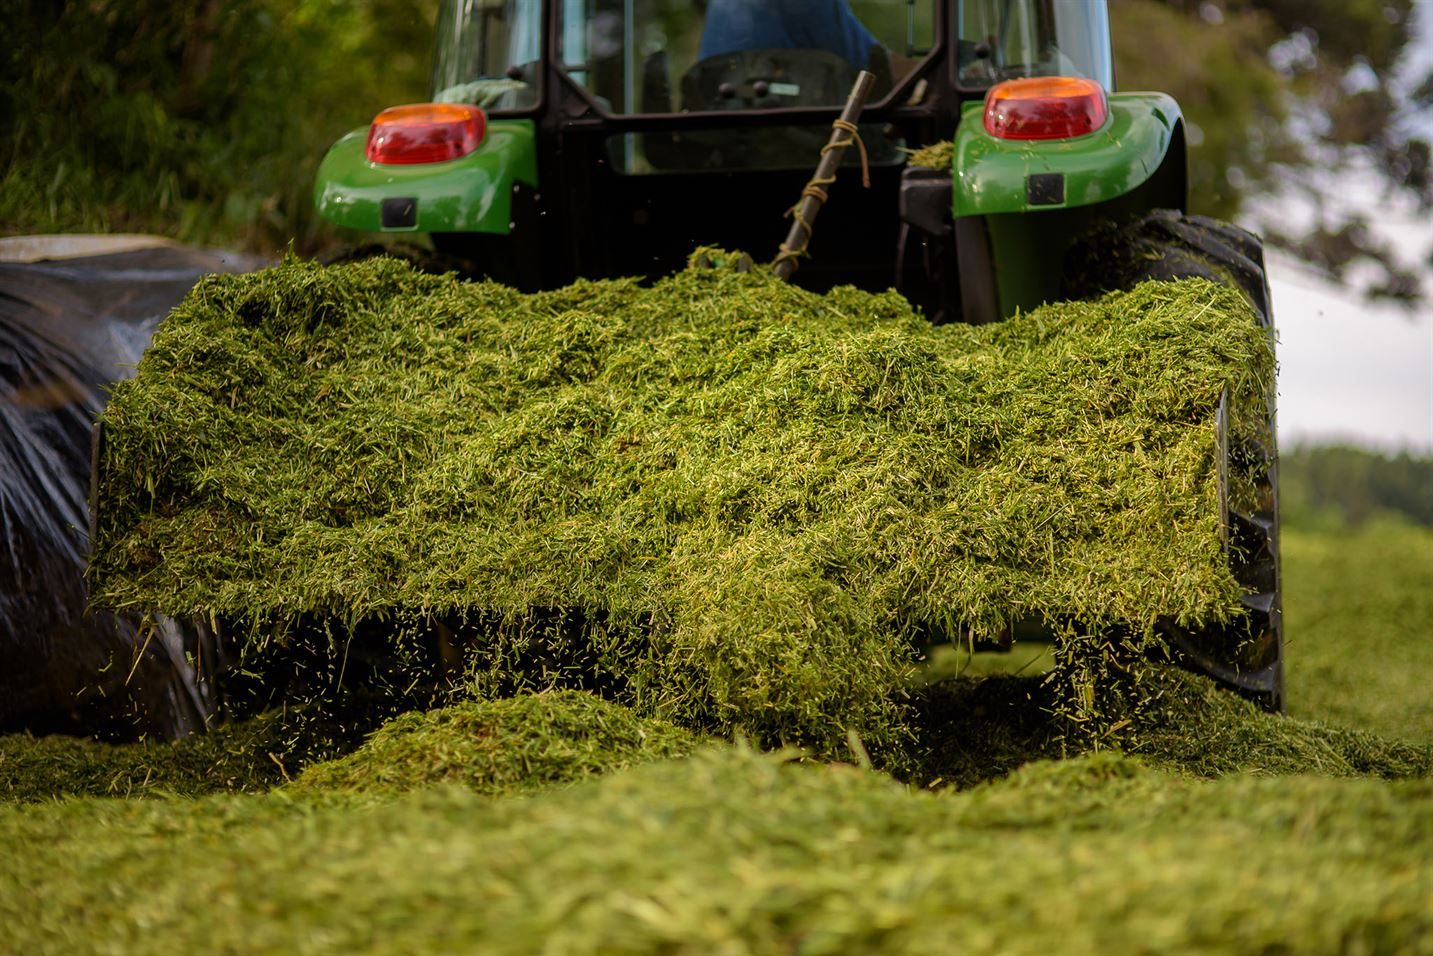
[952,92,1183,218]
[313,119,539,236]
[902,92,1187,322]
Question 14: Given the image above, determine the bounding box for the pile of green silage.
[91,253,1272,754]
[288,690,698,796]
[1,691,696,804]
[2,742,1429,954]
[0,702,374,803]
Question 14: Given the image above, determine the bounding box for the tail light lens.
[983,77,1108,141]
[365,104,487,165]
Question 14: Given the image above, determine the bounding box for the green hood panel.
[314,119,538,234]
[952,93,1181,218]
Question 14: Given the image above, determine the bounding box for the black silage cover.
[0,249,253,739]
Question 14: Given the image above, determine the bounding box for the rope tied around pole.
[775,172,836,271]
[773,71,877,280]
[827,118,871,189]
[774,122,873,269]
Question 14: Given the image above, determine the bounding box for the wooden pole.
[773,70,877,281]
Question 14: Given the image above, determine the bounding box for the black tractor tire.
[1064,210,1284,712]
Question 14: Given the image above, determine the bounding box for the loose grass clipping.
[90,253,1273,755]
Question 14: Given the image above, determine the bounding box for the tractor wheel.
[1063,210,1284,712]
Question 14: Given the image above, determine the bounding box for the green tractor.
[313,0,1282,709]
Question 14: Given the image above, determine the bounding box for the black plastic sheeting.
[1,245,260,740]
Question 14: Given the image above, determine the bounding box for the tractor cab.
[314,0,1171,318]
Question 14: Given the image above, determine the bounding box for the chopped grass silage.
[91,254,1272,753]
[3,746,1429,956]
[290,690,699,796]
[0,707,365,803]
[911,664,1432,788]
[1128,666,1431,777]
[907,140,954,170]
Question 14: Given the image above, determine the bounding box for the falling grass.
[18,522,1427,805]
[8,664,1425,807]
[90,253,1273,753]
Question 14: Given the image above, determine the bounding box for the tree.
[1111,0,1432,305]
[1,0,439,252]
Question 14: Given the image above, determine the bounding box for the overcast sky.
[1259,0,1432,453]
[1269,254,1431,452]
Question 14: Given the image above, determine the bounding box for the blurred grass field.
[2,508,1430,953]
[1284,520,1433,743]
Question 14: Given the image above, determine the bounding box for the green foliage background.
[1283,519,1433,743]
[1281,444,1433,528]
[1112,0,1425,220]
[1111,0,1430,299]
[1,0,438,252]
[1111,0,1292,221]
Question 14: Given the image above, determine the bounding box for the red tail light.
[365,104,487,165]
[983,77,1108,141]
